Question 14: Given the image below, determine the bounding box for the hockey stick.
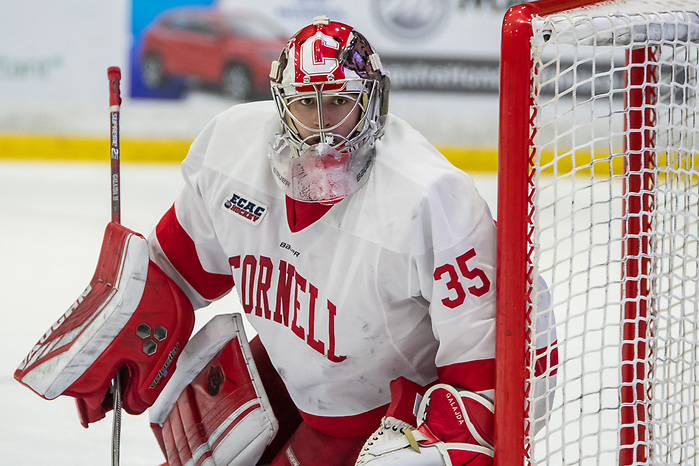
[107,66,123,466]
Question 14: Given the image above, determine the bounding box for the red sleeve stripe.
[437,343,558,393]
[155,205,234,301]
[437,358,495,392]
[535,341,559,378]
[299,404,388,438]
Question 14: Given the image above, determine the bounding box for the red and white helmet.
[268,16,390,203]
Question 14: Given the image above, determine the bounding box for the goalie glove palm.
[357,384,494,466]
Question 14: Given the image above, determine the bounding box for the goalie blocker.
[14,221,195,425]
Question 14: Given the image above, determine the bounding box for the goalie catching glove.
[355,377,494,466]
[14,221,195,426]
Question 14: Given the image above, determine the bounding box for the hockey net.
[496,0,699,465]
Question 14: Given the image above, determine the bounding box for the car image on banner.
[138,6,288,101]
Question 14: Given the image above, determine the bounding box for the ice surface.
[0,161,245,464]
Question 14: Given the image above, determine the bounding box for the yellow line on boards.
[1,135,643,177]
[0,135,191,164]
[0,134,500,171]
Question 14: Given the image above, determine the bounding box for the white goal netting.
[523,1,699,464]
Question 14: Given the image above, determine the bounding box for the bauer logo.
[222,192,267,225]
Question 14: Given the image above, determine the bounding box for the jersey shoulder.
[377,114,463,179]
[346,114,494,252]
[180,101,281,195]
[376,114,488,213]
[185,101,279,172]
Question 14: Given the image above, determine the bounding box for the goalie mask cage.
[495,0,699,465]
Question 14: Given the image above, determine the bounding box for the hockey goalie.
[15,15,558,466]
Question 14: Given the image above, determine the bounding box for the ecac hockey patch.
[222,192,267,225]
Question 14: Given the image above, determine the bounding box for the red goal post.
[496,0,699,465]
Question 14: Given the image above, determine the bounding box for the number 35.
[433,248,491,308]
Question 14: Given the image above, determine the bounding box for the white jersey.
[148,101,498,435]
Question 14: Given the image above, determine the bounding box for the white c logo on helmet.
[300,32,340,76]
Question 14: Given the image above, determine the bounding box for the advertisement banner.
[130,0,505,101]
